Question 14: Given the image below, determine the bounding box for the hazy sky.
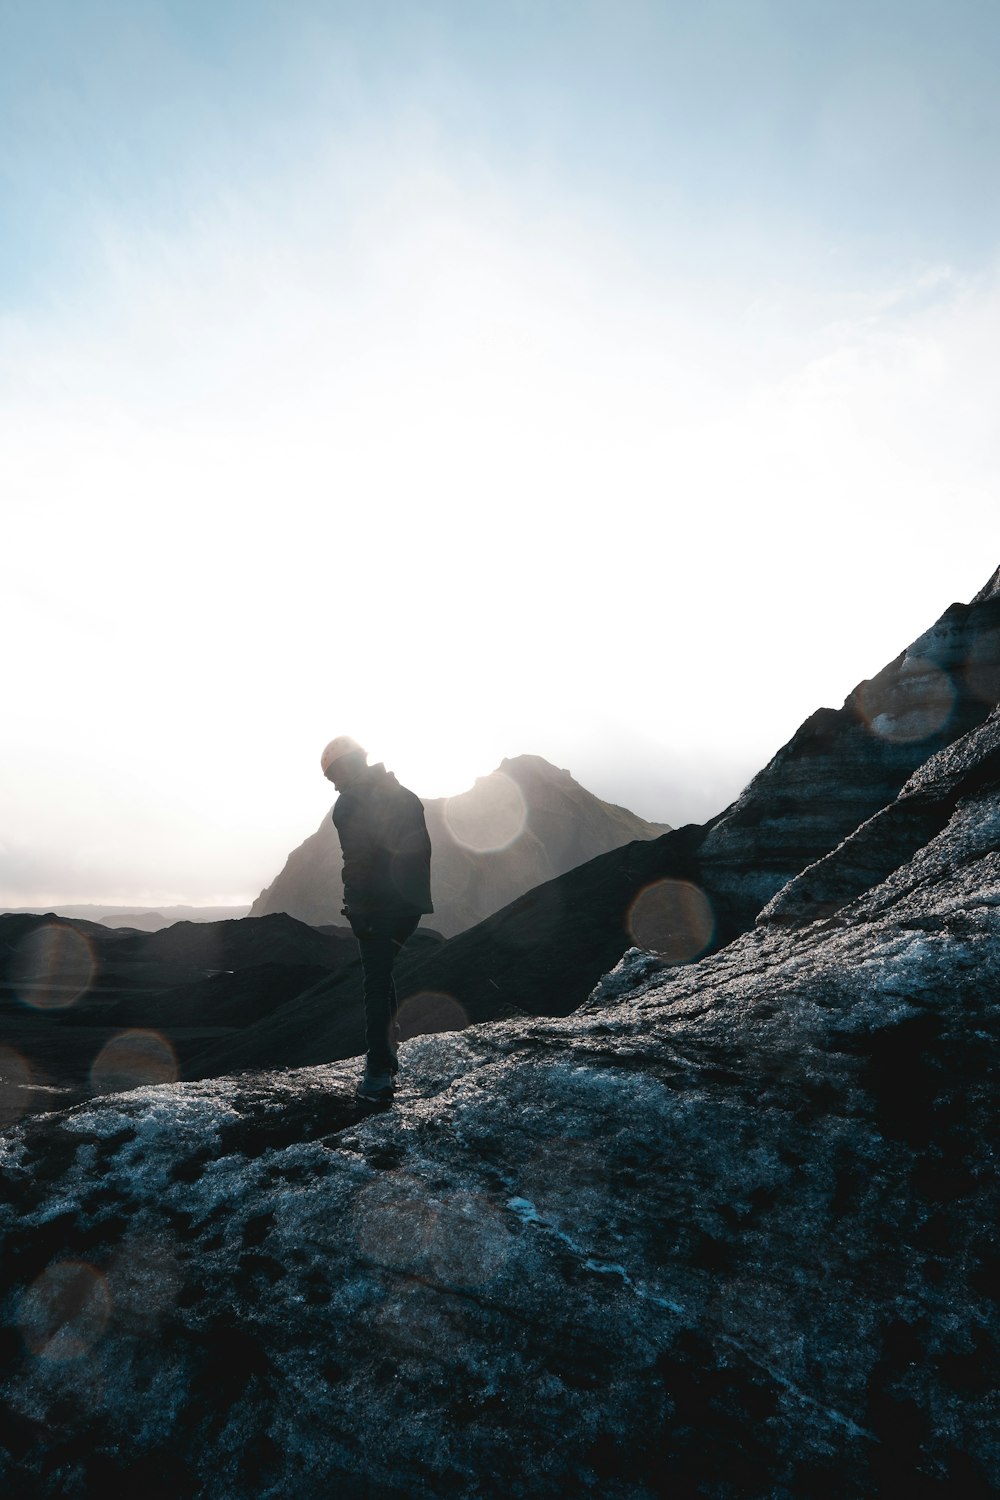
[3,0,999,906]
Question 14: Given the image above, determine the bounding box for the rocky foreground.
[1,697,998,1496]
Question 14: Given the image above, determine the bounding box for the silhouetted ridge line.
[251,752,670,936]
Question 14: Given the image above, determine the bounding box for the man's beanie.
[320,736,366,775]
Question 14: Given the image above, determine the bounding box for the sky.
[2,0,999,907]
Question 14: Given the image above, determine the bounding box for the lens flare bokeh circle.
[857,661,956,744]
[627,878,715,962]
[443,772,527,853]
[420,1190,511,1287]
[352,1177,510,1287]
[19,1261,112,1361]
[351,1178,438,1271]
[397,990,468,1040]
[90,1030,179,1095]
[10,924,95,1010]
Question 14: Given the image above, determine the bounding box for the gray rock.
[698,590,1000,936]
[762,707,1000,925]
[1,663,998,1496]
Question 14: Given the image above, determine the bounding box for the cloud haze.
[2,3,999,903]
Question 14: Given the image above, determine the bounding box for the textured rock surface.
[762,709,1000,925]
[1,711,997,1496]
[250,754,669,936]
[696,590,1000,936]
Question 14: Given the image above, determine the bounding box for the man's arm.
[333,794,379,904]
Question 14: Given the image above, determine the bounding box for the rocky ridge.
[1,906,252,930]
[1,699,997,1495]
[179,580,1000,1085]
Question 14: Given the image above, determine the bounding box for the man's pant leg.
[354,914,419,1074]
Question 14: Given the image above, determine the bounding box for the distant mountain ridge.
[0,904,251,929]
[251,752,670,936]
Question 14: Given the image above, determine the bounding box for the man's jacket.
[332,763,433,918]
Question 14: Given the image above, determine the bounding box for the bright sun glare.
[2,3,998,907]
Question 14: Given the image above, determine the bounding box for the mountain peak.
[498,753,573,782]
[251,754,669,936]
[970,564,1000,606]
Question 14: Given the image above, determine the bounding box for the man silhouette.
[321,737,433,1102]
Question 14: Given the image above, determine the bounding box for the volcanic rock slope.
[250,753,669,936]
[1,705,998,1496]
[180,573,1000,1083]
[1,580,999,1498]
[387,573,1000,1013]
